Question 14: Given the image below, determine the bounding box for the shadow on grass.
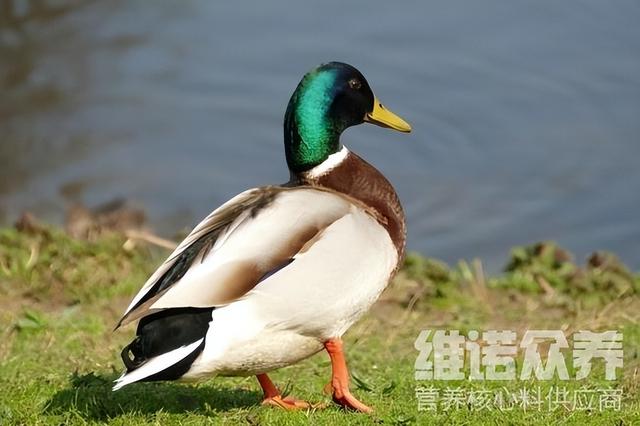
[45,372,260,420]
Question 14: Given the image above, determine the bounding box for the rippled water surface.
[1,0,639,271]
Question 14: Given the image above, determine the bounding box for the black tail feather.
[120,307,214,380]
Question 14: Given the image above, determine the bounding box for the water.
[1,0,639,272]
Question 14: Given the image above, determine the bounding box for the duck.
[113,61,411,413]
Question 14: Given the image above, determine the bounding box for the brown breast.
[294,151,406,263]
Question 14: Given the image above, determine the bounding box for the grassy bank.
[0,225,638,425]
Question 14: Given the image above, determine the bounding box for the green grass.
[0,228,638,424]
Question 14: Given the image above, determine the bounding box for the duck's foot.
[261,394,314,410]
[256,373,317,410]
[324,338,373,413]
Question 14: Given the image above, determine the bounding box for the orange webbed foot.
[324,338,373,413]
[257,373,322,410]
[331,389,373,413]
[261,394,313,410]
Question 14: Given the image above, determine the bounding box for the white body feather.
[114,183,397,387]
[186,207,397,379]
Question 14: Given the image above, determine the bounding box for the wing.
[239,205,399,338]
[116,185,362,328]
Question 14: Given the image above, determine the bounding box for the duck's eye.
[348,78,361,90]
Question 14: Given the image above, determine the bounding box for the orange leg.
[324,338,373,413]
[256,373,313,410]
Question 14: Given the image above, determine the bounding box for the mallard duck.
[113,62,411,413]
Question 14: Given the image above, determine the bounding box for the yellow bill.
[364,97,412,133]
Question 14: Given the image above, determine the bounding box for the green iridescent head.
[284,62,411,173]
